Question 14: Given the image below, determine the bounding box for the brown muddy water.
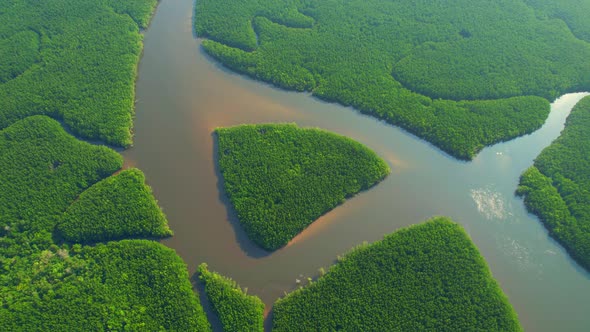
[122,0,590,330]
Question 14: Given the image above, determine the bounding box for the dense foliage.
[273,217,521,331]
[0,240,211,331]
[0,117,211,331]
[198,263,264,332]
[525,0,590,43]
[0,116,122,243]
[517,95,590,271]
[58,168,172,244]
[195,0,590,159]
[216,124,390,250]
[0,30,39,83]
[0,1,214,330]
[0,0,158,146]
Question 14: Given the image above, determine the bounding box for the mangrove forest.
[517,95,590,271]
[196,0,590,159]
[215,123,390,250]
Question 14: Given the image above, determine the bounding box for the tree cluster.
[1,240,211,331]
[0,0,158,146]
[58,168,173,244]
[198,263,265,332]
[273,218,522,331]
[216,123,390,250]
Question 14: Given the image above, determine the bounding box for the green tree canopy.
[216,123,390,250]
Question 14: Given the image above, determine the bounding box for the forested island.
[215,124,390,250]
[272,218,521,331]
[196,0,590,159]
[517,95,590,271]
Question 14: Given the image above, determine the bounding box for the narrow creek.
[122,0,590,330]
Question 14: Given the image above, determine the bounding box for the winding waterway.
[122,0,590,330]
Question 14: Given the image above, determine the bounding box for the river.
[122,0,590,330]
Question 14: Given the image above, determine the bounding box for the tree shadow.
[192,269,278,332]
[197,45,256,82]
[264,307,275,332]
[212,131,271,259]
[56,118,127,153]
[191,272,223,332]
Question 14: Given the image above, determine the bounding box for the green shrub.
[216,123,390,250]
